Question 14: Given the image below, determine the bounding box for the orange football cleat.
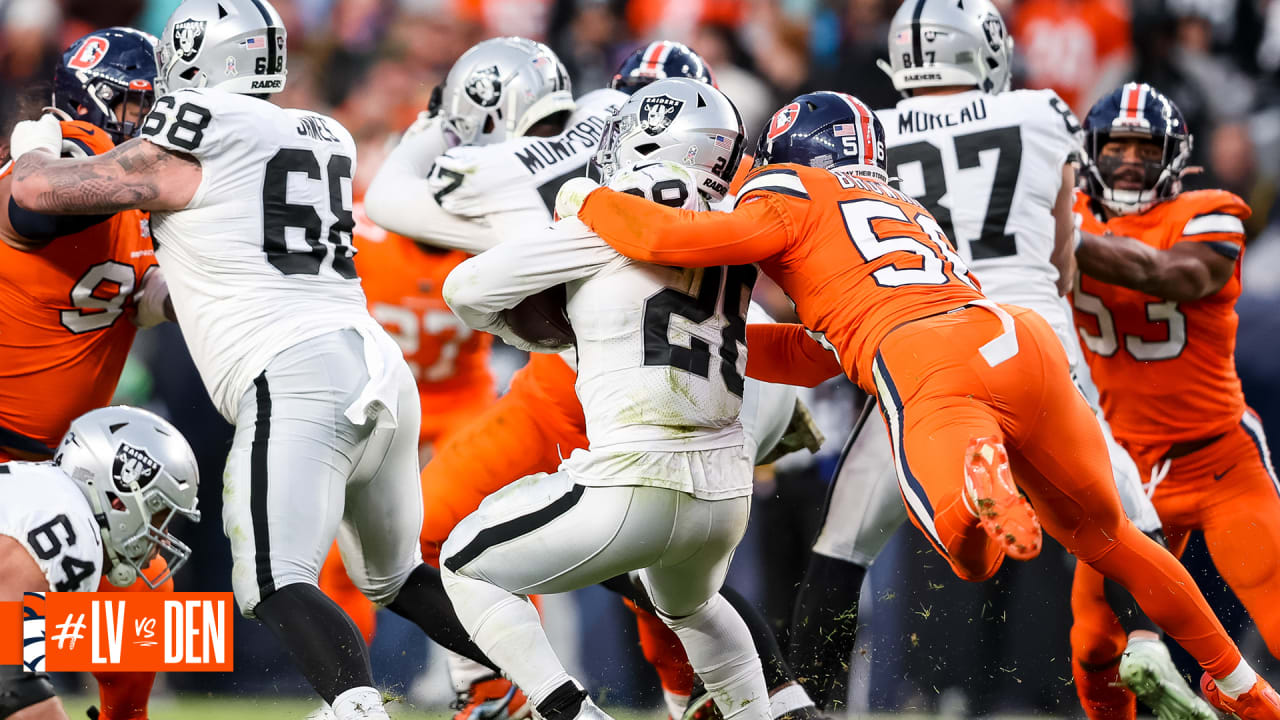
[452,676,531,720]
[1202,674,1280,720]
[964,437,1042,561]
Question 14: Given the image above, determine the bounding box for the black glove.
[427,84,443,118]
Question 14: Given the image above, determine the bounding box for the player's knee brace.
[0,666,56,718]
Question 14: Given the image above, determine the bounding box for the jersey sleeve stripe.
[1183,213,1245,237]
[736,171,809,204]
[1203,240,1242,261]
[64,137,97,158]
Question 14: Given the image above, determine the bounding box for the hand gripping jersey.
[880,88,1082,354]
[0,121,156,453]
[0,463,102,592]
[352,218,496,440]
[578,163,985,393]
[140,88,375,419]
[1072,190,1251,445]
[427,88,626,223]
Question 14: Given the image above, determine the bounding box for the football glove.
[554,176,601,220]
[9,114,61,161]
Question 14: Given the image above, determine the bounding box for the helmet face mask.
[55,407,200,589]
[881,0,1013,96]
[54,28,159,144]
[1082,83,1191,215]
[441,37,573,147]
[593,78,744,203]
[157,0,288,97]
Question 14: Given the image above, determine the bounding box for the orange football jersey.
[0,121,156,452]
[579,163,984,393]
[352,219,495,441]
[1072,189,1251,445]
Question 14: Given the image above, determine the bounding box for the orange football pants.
[1071,412,1280,720]
[91,557,172,720]
[874,304,1241,679]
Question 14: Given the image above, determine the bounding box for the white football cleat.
[1120,636,1218,720]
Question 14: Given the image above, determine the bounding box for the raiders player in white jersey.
[782,3,1209,719]
[0,406,199,720]
[366,39,822,720]
[6,2,508,718]
[440,78,768,720]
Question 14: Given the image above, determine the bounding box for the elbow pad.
[8,196,111,243]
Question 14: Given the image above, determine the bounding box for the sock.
[662,688,690,719]
[1073,658,1136,720]
[386,563,499,672]
[536,681,587,720]
[92,670,156,720]
[663,594,771,720]
[719,585,807,703]
[626,597,695,697]
[447,650,497,695]
[254,583,375,704]
[1103,577,1161,636]
[769,684,814,718]
[786,553,867,710]
[441,564,574,706]
[332,686,389,720]
[1215,659,1259,699]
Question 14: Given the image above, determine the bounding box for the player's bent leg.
[318,544,377,645]
[871,353,1009,582]
[624,599,694,718]
[790,403,902,710]
[1070,561,1136,720]
[1201,416,1280,659]
[419,392,582,567]
[0,666,66,720]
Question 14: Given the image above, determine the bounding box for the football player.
[440,77,770,720]
[1070,82,1280,720]
[316,206,497,651]
[0,406,200,720]
[365,39,820,720]
[779,3,1203,717]
[7,2,502,718]
[566,90,1280,720]
[0,27,181,720]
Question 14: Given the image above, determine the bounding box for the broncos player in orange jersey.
[1068,82,1280,720]
[0,27,176,720]
[318,204,496,648]
[564,90,1280,720]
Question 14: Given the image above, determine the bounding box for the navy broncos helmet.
[611,41,715,94]
[1082,82,1191,215]
[755,91,888,181]
[53,27,159,145]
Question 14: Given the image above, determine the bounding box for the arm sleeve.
[1177,194,1251,259]
[745,323,845,388]
[363,122,504,253]
[7,196,110,242]
[578,187,793,267]
[443,218,618,332]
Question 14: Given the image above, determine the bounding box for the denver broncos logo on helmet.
[67,36,110,71]
[767,102,801,142]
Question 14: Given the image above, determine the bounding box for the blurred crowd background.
[3,0,1280,714]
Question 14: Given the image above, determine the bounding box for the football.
[502,284,575,348]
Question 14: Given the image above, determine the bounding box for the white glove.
[554,176,601,220]
[9,114,62,161]
[132,266,171,329]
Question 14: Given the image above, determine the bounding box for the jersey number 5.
[1073,281,1187,361]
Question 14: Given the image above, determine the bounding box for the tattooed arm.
[10,138,202,214]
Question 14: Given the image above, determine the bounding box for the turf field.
[67,696,664,720]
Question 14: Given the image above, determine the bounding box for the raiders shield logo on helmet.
[465,65,502,107]
[173,19,206,63]
[112,443,161,493]
[639,95,684,136]
[982,14,1005,53]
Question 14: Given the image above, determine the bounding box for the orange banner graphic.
[0,601,18,665]
[33,592,234,671]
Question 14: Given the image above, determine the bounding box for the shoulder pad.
[60,120,115,157]
[735,166,811,207]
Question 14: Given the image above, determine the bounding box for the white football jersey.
[140,88,376,419]
[427,88,626,222]
[0,463,102,593]
[445,162,756,499]
[879,88,1082,353]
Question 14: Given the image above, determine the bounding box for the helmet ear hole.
[483,116,495,134]
[633,143,661,156]
[179,67,200,80]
